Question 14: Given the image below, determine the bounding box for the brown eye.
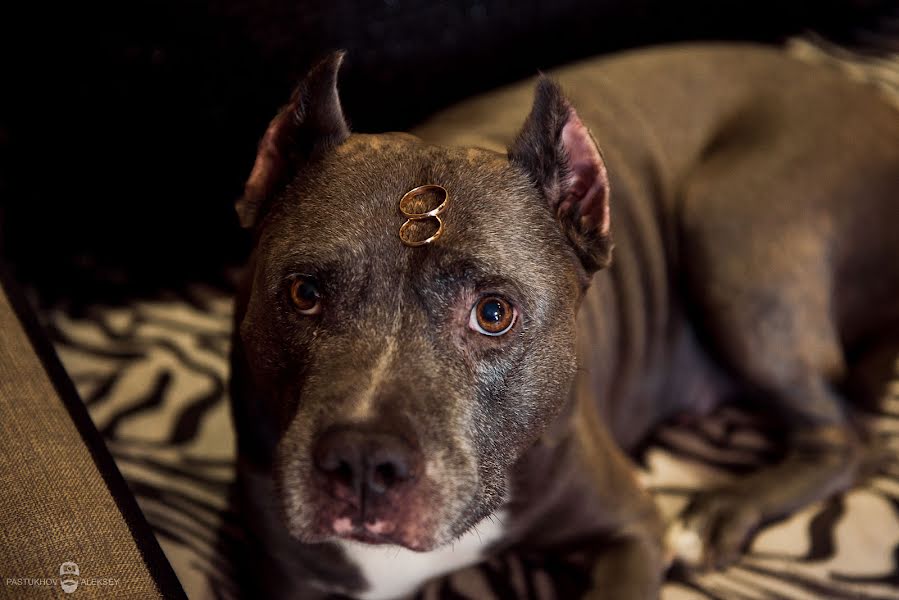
[289,276,321,315]
[469,296,516,336]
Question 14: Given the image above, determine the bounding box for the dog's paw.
[665,519,704,568]
[668,491,762,570]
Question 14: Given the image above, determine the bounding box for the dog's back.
[587,44,899,333]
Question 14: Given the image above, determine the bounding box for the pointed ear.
[236,51,351,229]
[508,77,612,272]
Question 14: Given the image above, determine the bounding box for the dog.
[229,43,899,599]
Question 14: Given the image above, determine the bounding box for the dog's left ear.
[509,77,612,272]
[236,51,351,229]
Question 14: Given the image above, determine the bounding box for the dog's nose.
[313,427,418,497]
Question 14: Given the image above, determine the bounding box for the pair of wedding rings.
[398,184,448,247]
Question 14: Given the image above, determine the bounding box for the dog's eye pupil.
[289,277,321,313]
[480,300,504,323]
[297,282,317,302]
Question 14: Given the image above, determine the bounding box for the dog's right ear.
[236,51,350,229]
[509,76,612,274]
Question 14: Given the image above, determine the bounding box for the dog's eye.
[288,276,321,315]
[469,296,516,336]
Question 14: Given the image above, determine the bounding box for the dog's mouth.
[327,516,428,549]
[305,493,439,551]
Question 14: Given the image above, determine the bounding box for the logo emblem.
[59,562,79,594]
[398,184,448,247]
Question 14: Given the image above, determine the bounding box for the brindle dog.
[230,44,899,599]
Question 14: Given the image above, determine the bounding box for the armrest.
[0,266,186,599]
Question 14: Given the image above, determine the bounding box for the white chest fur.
[334,512,506,600]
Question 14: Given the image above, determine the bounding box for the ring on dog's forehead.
[398,184,448,247]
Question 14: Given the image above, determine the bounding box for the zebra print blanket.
[44,34,899,600]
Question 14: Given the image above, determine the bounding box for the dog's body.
[230,44,899,599]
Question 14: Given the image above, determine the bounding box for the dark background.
[0,0,891,302]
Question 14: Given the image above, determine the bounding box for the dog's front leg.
[574,408,666,599]
[587,529,665,600]
[673,423,861,570]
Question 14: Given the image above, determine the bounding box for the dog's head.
[235,53,612,551]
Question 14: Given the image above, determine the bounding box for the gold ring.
[398,184,448,247]
[399,216,444,247]
[399,185,448,219]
